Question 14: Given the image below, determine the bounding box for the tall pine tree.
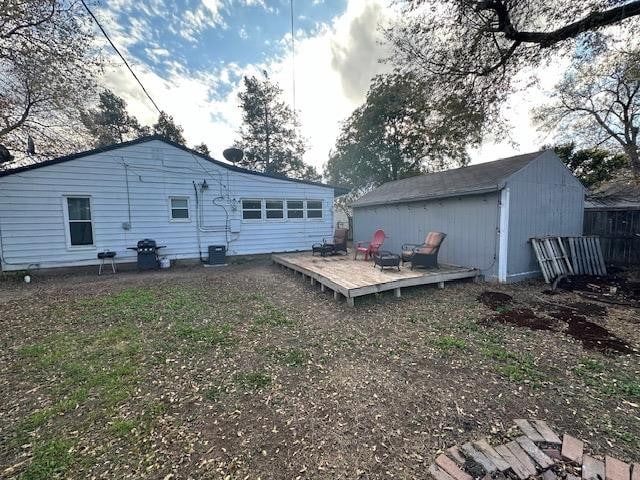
[82,90,148,147]
[153,111,186,145]
[237,73,318,180]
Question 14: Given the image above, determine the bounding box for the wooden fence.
[583,209,640,266]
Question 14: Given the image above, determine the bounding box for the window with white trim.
[66,197,93,246]
[170,197,190,220]
[287,200,304,219]
[265,200,284,219]
[242,199,262,220]
[306,200,323,219]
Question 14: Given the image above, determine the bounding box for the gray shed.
[352,150,586,283]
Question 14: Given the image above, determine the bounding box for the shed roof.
[351,150,548,207]
[0,136,349,195]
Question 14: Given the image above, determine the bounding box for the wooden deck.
[272,252,479,306]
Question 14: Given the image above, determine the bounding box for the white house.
[0,136,346,271]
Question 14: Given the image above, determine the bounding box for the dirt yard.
[0,260,638,479]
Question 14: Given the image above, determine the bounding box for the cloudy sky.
[97,0,554,170]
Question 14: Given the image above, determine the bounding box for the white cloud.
[100,0,572,173]
[101,0,393,171]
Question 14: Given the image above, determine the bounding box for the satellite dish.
[223,147,243,163]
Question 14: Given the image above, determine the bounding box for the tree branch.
[477,0,640,48]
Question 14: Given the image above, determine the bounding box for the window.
[265,200,284,219]
[287,200,304,219]
[242,199,262,220]
[66,197,93,246]
[307,200,323,219]
[170,197,190,220]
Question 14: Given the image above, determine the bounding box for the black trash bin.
[208,245,226,266]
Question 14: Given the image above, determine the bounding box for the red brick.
[606,456,630,480]
[435,454,473,480]
[561,435,583,464]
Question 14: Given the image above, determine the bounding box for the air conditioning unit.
[207,245,226,266]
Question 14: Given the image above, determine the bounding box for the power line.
[290,0,296,111]
[80,0,162,115]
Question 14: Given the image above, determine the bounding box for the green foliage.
[153,111,186,145]
[82,90,148,147]
[193,142,210,155]
[325,73,482,189]
[237,73,319,180]
[554,143,628,187]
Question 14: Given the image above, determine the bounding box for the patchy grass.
[1,266,639,478]
[174,322,235,346]
[253,302,291,327]
[480,342,544,383]
[20,438,76,480]
[234,371,272,391]
[265,347,310,367]
[432,335,468,352]
[574,357,640,399]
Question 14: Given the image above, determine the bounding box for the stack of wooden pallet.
[429,419,639,480]
[531,236,607,284]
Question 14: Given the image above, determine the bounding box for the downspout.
[498,186,510,283]
[193,182,206,262]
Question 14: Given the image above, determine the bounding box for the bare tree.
[536,50,640,178]
[0,0,98,161]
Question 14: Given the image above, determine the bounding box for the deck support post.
[320,283,326,292]
[438,281,445,289]
[394,288,401,298]
[333,290,339,301]
[346,296,355,307]
[310,277,315,286]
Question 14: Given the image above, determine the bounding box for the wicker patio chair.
[401,232,447,270]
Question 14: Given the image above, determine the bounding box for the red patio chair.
[354,229,386,260]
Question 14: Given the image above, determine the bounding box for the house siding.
[353,192,500,280]
[504,151,584,281]
[0,140,334,271]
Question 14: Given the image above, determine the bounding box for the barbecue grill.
[127,239,165,270]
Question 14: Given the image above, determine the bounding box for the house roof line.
[0,135,350,195]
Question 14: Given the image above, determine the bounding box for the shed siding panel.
[505,152,584,280]
[353,192,499,280]
[0,140,333,270]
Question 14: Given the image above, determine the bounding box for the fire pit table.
[372,250,401,271]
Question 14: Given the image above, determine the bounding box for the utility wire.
[80,0,162,114]
[290,0,296,111]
